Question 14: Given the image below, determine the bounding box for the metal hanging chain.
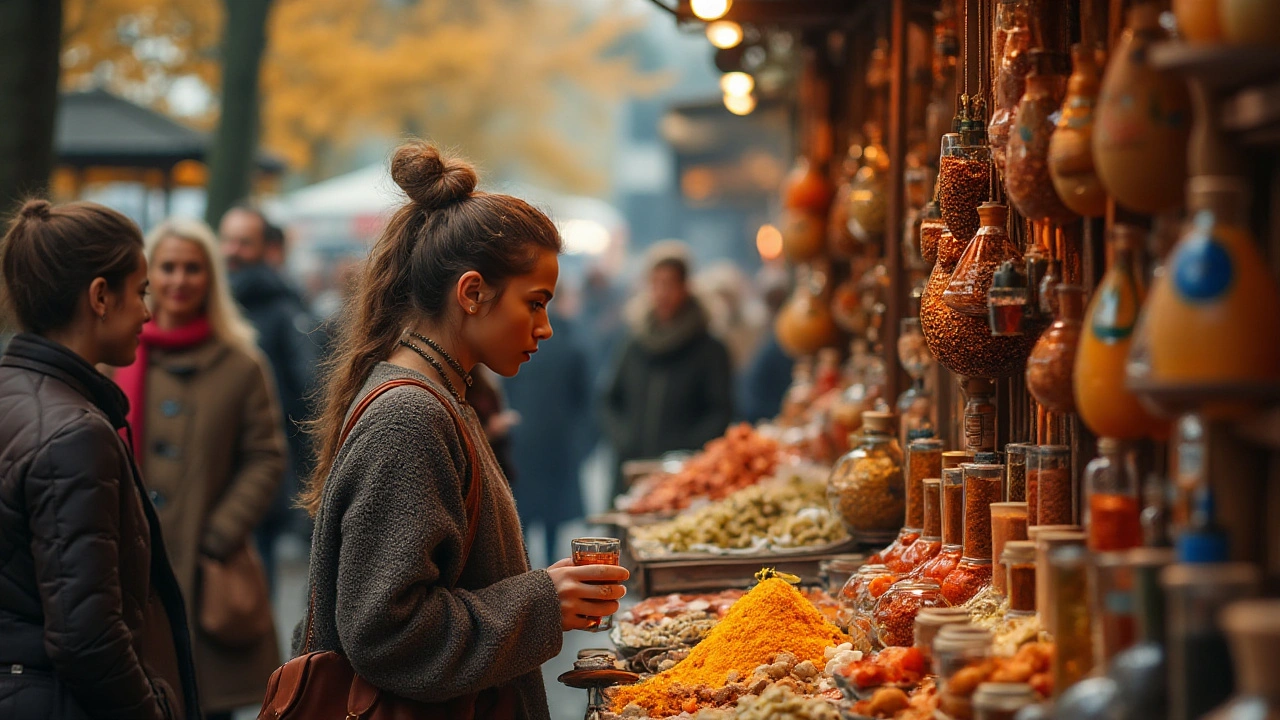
[398,339,465,405]
[408,331,473,388]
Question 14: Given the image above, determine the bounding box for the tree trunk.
[0,0,62,215]
[205,0,274,227]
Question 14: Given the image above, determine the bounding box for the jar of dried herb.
[829,411,905,544]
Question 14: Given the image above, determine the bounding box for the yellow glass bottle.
[1074,225,1169,440]
[1135,176,1280,416]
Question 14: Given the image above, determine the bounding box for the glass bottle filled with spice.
[944,203,1020,319]
[989,17,1035,174]
[917,467,966,584]
[938,126,994,245]
[1005,443,1031,502]
[1001,540,1037,617]
[1047,543,1094,696]
[920,200,946,267]
[874,578,950,647]
[885,437,944,571]
[942,464,1003,605]
[990,502,1029,596]
[1028,445,1072,526]
[902,478,945,571]
[829,411,905,545]
[1084,438,1142,551]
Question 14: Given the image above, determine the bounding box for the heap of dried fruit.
[939,641,1054,719]
[831,646,928,689]
[623,424,780,514]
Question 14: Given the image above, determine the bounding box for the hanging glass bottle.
[847,126,891,245]
[1074,225,1169,440]
[1131,176,1280,418]
[1007,50,1076,225]
[1094,3,1192,214]
[776,266,840,358]
[1049,44,1107,218]
[989,18,1035,175]
[944,202,1021,317]
[1026,285,1085,414]
[938,113,994,244]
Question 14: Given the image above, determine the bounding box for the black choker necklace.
[409,331,473,388]
[398,339,464,404]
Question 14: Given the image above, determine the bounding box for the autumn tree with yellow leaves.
[62,0,667,218]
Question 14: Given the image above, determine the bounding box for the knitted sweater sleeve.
[331,388,563,702]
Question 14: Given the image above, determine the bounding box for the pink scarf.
[115,317,213,461]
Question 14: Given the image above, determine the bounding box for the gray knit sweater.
[296,362,563,719]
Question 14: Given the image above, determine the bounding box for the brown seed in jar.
[938,156,991,244]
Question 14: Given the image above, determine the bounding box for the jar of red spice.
[990,502,1029,596]
[1001,541,1037,616]
[1084,438,1141,551]
[918,468,966,583]
[1029,445,1072,526]
[901,478,944,571]
[885,438,945,571]
[874,578,950,647]
[942,464,1003,605]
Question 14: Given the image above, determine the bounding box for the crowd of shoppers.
[0,141,790,719]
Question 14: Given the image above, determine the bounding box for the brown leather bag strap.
[303,377,485,654]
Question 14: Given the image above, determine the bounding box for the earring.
[469,305,477,313]
[99,311,106,321]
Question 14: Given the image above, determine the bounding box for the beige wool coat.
[136,338,286,713]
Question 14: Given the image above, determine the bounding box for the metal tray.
[631,537,860,596]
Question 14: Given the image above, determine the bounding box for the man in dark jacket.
[219,206,316,583]
[602,244,733,498]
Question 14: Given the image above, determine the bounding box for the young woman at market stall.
[0,200,200,720]
[113,218,286,720]
[299,140,629,719]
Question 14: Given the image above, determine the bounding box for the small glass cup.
[571,537,622,632]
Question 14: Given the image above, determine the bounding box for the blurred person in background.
[695,262,768,372]
[114,219,286,720]
[299,141,627,718]
[466,367,519,482]
[218,205,315,587]
[738,269,794,423]
[602,241,733,498]
[504,307,590,567]
[0,200,199,720]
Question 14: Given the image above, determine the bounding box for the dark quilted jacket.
[0,334,200,720]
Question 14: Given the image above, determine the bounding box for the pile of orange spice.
[611,577,848,716]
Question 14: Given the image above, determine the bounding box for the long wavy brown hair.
[300,141,561,516]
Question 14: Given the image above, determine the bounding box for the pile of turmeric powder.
[611,577,848,716]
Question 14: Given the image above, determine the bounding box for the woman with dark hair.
[0,200,200,720]
[299,141,628,719]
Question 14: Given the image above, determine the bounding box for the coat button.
[149,489,166,508]
[160,399,182,418]
[153,441,180,460]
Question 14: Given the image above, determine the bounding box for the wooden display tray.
[630,537,861,597]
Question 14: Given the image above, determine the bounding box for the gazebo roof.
[55,88,285,173]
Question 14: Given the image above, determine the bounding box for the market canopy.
[54,88,285,174]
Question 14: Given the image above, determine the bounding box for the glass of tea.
[571,537,622,632]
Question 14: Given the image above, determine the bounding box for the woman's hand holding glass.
[547,559,628,632]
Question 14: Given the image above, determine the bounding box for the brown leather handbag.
[257,378,517,720]
[199,541,272,649]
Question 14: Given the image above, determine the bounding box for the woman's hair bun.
[390,141,478,211]
[18,199,51,221]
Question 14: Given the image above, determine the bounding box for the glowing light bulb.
[691,0,732,21]
[724,92,757,116]
[706,20,743,49]
[720,71,755,97]
[756,223,783,260]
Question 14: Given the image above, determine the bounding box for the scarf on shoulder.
[114,317,213,460]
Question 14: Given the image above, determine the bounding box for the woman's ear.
[87,277,110,320]
[456,270,486,314]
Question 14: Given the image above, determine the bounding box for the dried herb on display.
[610,578,847,716]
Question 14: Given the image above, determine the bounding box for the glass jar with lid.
[936,625,995,716]
[1005,443,1031,502]
[917,467,965,583]
[874,578,950,647]
[916,607,974,663]
[1084,438,1142,551]
[974,682,1038,720]
[828,411,905,544]
[1028,445,1072,526]
[1048,543,1094,696]
[1030,527,1084,623]
[901,478,944,571]
[1001,540,1037,616]
[941,464,1003,605]
[885,437,944,572]
[991,502,1029,596]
